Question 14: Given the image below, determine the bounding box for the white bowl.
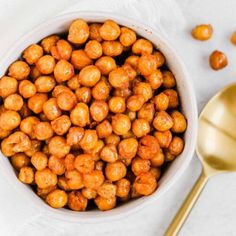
[0,11,198,223]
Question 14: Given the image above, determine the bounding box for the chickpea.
[51,115,71,135]
[122,63,137,81]
[105,133,120,146]
[48,155,65,175]
[57,91,77,111]
[79,130,98,151]
[68,19,89,44]
[111,114,131,135]
[95,56,117,75]
[85,140,104,161]
[121,130,135,139]
[134,172,157,196]
[0,127,11,139]
[36,55,55,75]
[71,50,93,70]
[132,119,150,138]
[118,138,138,159]
[108,96,126,113]
[168,136,184,156]
[65,170,83,190]
[54,60,74,83]
[79,65,101,87]
[133,82,152,102]
[75,87,92,104]
[30,66,41,80]
[82,188,97,199]
[84,40,103,59]
[113,88,132,99]
[46,189,68,208]
[41,35,59,53]
[96,120,112,139]
[35,76,56,93]
[99,20,120,41]
[23,44,43,65]
[8,61,30,80]
[191,24,213,41]
[95,196,116,211]
[28,93,48,114]
[67,75,80,91]
[31,151,48,171]
[171,111,187,133]
[163,89,179,109]
[153,111,173,132]
[66,127,84,146]
[126,110,136,121]
[43,98,62,120]
[119,27,137,47]
[162,71,176,88]
[70,103,90,127]
[149,167,161,180]
[37,185,57,199]
[74,154,95,174]
[11,153,30,170]
[35,168,57,188]
[154,130,172,148]
[230,31,236,46]
[138,135,160,160]
[4,94,23,111]
[53,39,72,60]
[138,103,155,123]
[98,182,117,198]
[0,76,18,98]
[89,23,103,42]
[127,95,145,112]
[209,50,228,70]
[132,39,153,55]
[116,178,130,198]
[48,136,70,158]
[92,81,109,101]
[19,80,36,98]
[138,54,157,76]
[18,166,34,184]
[52,85,71,97]
[165,150,176,162]
[153,51,165,68]
[102,41,123,57]
[64,154,75,171]
[68,191,88,211]
[105,161,127,181]
[100,144,118,163]
[131,157,151,176]
[154,92,169,111]
[125,55,139,69]
[83,170,104,189]
[0,110,21,131]
[90,101,109,122]
[108,67,129,89]
[24,140,41,157]
[33,122,53,140]
[20,116,40,138]
[150,152,164,167]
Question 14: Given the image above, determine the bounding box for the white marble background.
[0,0,236,235]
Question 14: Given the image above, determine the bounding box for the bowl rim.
[0,10,198,223]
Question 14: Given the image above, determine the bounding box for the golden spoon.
[165,83,236,236]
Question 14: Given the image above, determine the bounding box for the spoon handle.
[165,171,209,236]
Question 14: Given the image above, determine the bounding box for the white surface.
[0,0,236,235]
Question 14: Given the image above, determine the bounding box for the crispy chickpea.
[0,110,21,131]
[125,55,139,69]
[132,39,153,55]
[46,189,68,208]
[20,116,40,138]
[48,155,65,175]
[33,122,53,140]
[70,103,90,127]
[154,130,172,148]
[113,88,132,99]
[24,140,41,157]
[98,182,117,198]
[138,135,160,160]
[95,196,116,211]
[105,161,127,181]
[35,168,57,188]
[122,63,137,81]
[145,70,163,90]
[82,188,97,199]
[90,101,109,122]
[105,133,120,146]
[132,119,150,138]
[138,103,155,123]
[163,89,179,109]
[11,153,30,170]
[57,91,77,111]
[65,170,84,190]
[75,87,92,104]
[191,24,213,41]
[74,154,95,174]
[119,27,136,47]
[67,75,80,91]
[64,154,75,171]
[153,51,165,68]
[68,191,88,211]
[118,138,138,159]
[4,94,23,111]
[162,71,176,88]
[127,95,145,112]
[168,136,184,156]
[0,76,18,98]
[36,55,55,75]
[41,35,59,53]
[30,66,41,80]
[116,178,130,198]
[134,172,157,196]
[95,56,117,75]
[66,127,84,146]
[71,50,93,70]
[171,111,187,133]
[133,82,152,102]
[68,19,89,44]
[28,93,48,114]
[52,39,72,60]
[100,144,118,163]
[111,114,131,135]
[35,76,56,93]
[37,185,57,199]
[108,96,126,113]
[8,61,30,80]
[79,130,98,151]
[85,140,104,161]
[83,170,104,189]
[230,31,236,45]
[31,152,48,171]
[209,50,228,70]
[52,85,71,97]
[153,111,173,131]
[154,92,169,111]
[51,115,71,135]
[54,60,74,83]
[92,79,110,100]
[79,65,101,87]
[23,44,43,65]
[149,167,161,180]
[131,157,150,176]
[121,130,135,139]
[18,166,34,184]
[48,136,70,158]
[138,54,157,76]
[99,20,120,41]
[96,120,112,138]
[102,41,123,57]
[89,23,103,42]
[150,152,164,167]
[108,67,129,89]
[43,98,62,120]
[19,80,36,98]
[58,176,71,191]
[85,40,103,59]
[165,150,176,162]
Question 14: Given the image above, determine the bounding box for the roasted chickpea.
[75,87,92,104]
[149,167,161,180]
[52,39,72,60]
[57,91,77,111]
[0,76,18,98]
[138,54,157,76]
[118,138,138,159]
[70,103,90,127]
[35,168,57,188]
[230,31,236,45]
[67,75,80,90]
[99,20,120,41]
[138,103,155,123]
[36,55,55,75]
[153,111,173,132]
[83,170,105,190]
[138,135,160,160]
[11,153,30,170]
[4,94,23,111]
[65,170,83,190]
[115,178,130,198]
[145,70,163,89]
[79,130,98,151]
[82,188,97,199]
[85,140,104,161]
[89,23,103,42]
[8,61,30,80]
[125,55,139,69]
[162,71,176,88]
[119,27,137,47]
[0,110,21,131]
[41,35,59,53]
[131,157,150,176]
[33,122,53,140]
[153,51,165,68]
[43,98,62,120]
[24,140,41,157]
[48,155,65,175]
[68,191,88,211]
[100,144,118,163]
[154,92,169,111]
[23,44,43,65]
[95,56,117,75]
[113,88,132,99]
[102,41,123,57]
[96,120,112,139]
[74,154,95,174]
[46,189,68,208]
[105,161,127,181]
[52,85,71,97]
[37,185,57,199]
[68,19,89,44]
[111,114,131,135]
[171,111,187,133]
[150,152,164,167]
[163,89,179,109]
[108,96,126,113]
[31,151,48,171]
[154,130,172,148]
[164,150,176,162]
[191,24,213,41]
[48,136,70,158]
[35,76,56,93]
[133,82,152,102]
[95,196,116,211]
[71,50,93,70]
[108,67,129,89]
[18,166,34,184]
[28,93,48,114]
[127,95,145,112]
[54,60,74,83]
[98,182,117,198]
[79,65,101,87]
[51,115,71,135]
[20,116,40,139]
[85,40,103,59]
[90,101,109,122]
[66,127,84,146]
[92,78,110,100]
[168,136,184,156]
[209,50,228,70]
[132,39,153,55]
[30,66,41,80]
[132,119,150,138]
[64,154,75,171]
[19,80,36,98]
[105,133,120,146]
[122,63,137,81]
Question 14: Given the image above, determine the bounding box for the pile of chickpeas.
[0,19,187,211]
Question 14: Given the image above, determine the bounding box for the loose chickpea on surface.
[0,76,18,98]
[209,50,228,70]
[46,189,68,208]
[8,61,30,80]
[230,31,236,46]
[191,24,213,41]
